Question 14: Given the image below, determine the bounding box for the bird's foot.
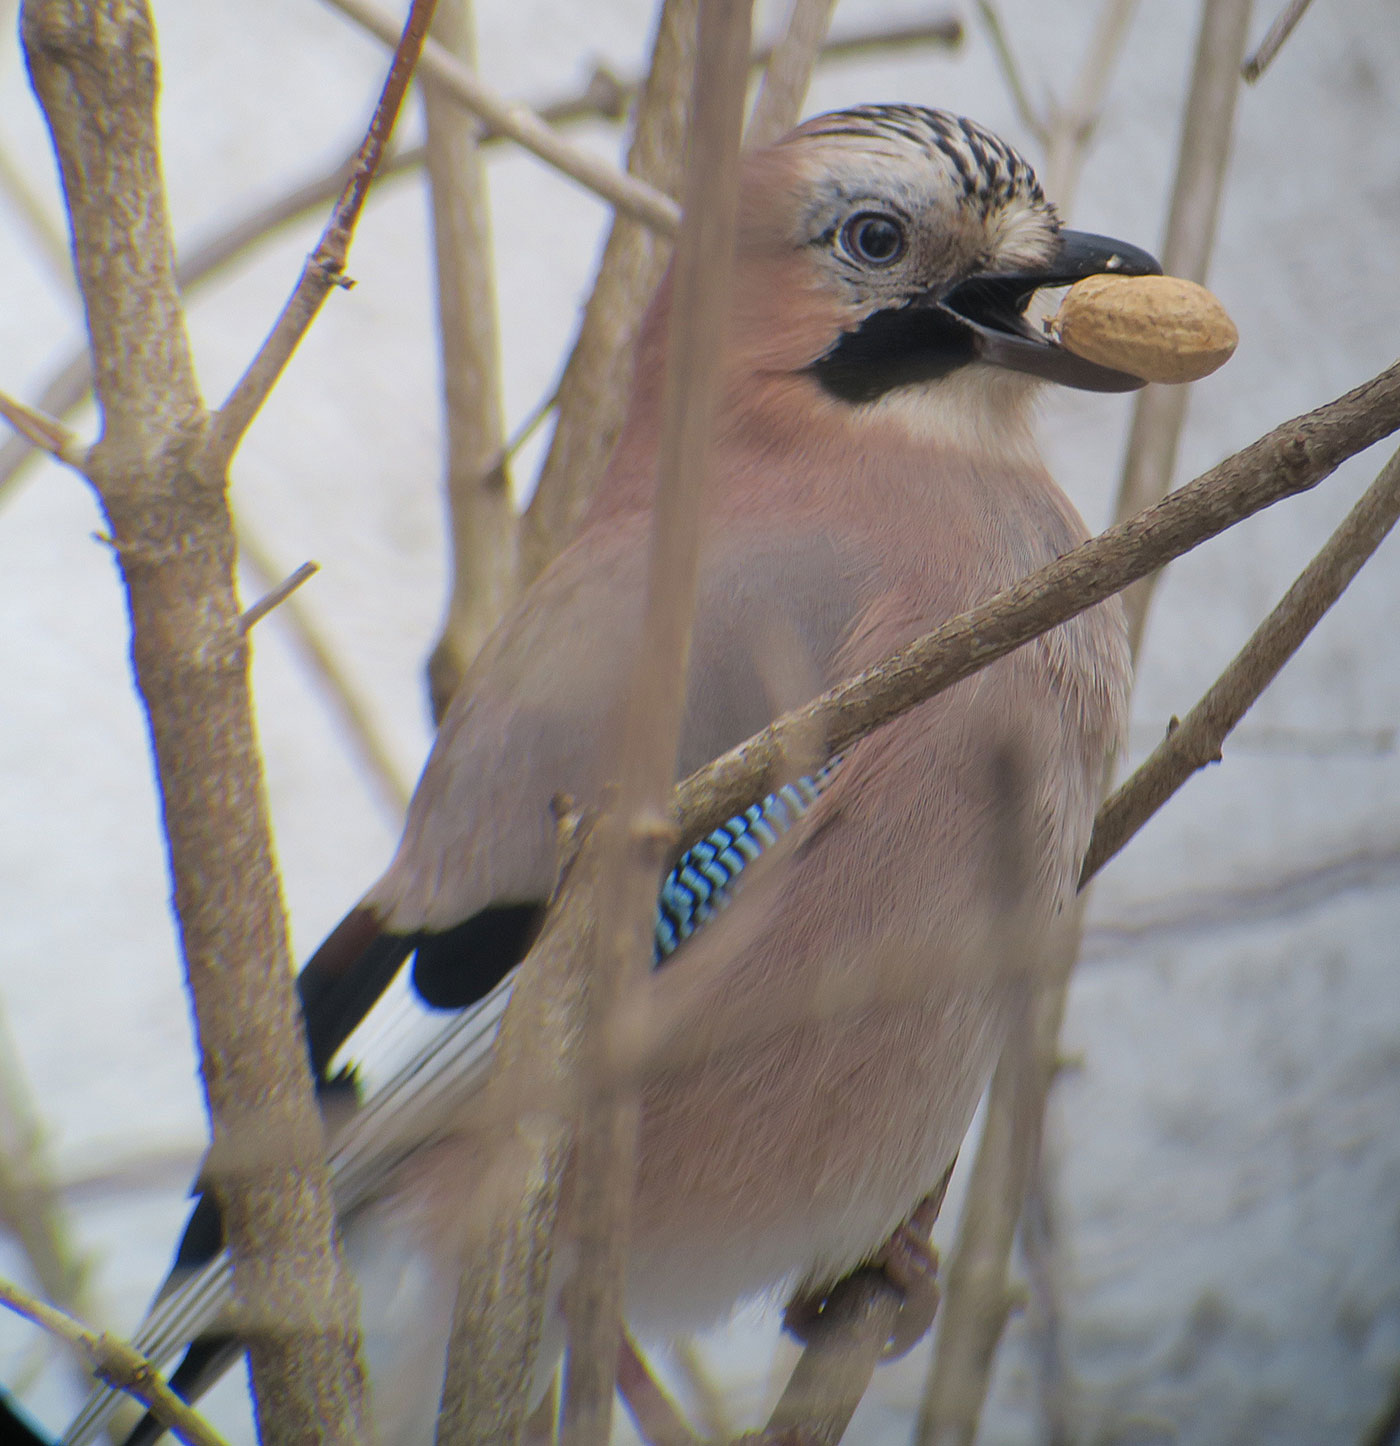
[782,1221,941,1362]
[871,1218,941,1359]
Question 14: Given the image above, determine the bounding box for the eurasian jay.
[64,104,1158,1444]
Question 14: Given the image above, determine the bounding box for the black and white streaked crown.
[796,103,1049,218]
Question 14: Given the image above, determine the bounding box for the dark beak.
[939,230,1162,392]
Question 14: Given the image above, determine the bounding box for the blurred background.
[0,0,1397,1440]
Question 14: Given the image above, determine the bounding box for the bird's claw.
[781,1219,941,1361]
[872,1218,941,1359]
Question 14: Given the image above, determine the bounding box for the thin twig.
[234,523,412,820]
[616,1334,700,1446]
[321,0,680,236]
[914,915,1074,1446]
[0,1005,99,1402]
[1082,829,1400,960]
[0,134,72,287]
[975,0,1048,145]
[173,143,426,301]
[238,560,318,633]
[1042,0,1140,203]
[208,0,439,464]
[560,7,754,1444]
[0,355,89,504]
[519,0,698,582]
[1114,0,1256,655]
[1082,443,1400,882]
[421,0,518,720]
[744,0,837,147]
[0,385,84,467]
[0,1275,229,1446]
[668,1339,733,1441]
[1241,0,1316,81]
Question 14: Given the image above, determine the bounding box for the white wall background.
[0,1,1397,1441]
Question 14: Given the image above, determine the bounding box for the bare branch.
[1082,442,1400,882]
[0,384,84,467]
[975,0,1049,145]
[0,133,73,288]
[234,523,412,819]
[744,0,837,147]
[421,0,517,719]
[767,1184,950,1446]
[0,1004,99,1403]
[238,560,318,633]
[1083,829,1400,961]
[322,0,680,236]
[0,1274,229,1446]
[21,0,372,1437]
[0,354,89,503]
[1114,0,1255,656]
[0,14,962,508]
[776,15,962,61]
[520,0,697,582]
[668,1339,733,1440]
[672,358,1400,848]
[616,1334,700,1446]
[1242,0,1317,82]
[914,916,1076,1446]
[1042,0,1140,203]
[431,804,592,1446]
[208,0,438,465]
[920,9,1254,1437]
[560,7,754,1443]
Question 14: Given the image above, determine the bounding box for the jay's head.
[731,104,1160,417]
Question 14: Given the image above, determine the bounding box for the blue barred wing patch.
[653,759,840,964]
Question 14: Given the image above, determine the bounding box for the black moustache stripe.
[809,304,977,404]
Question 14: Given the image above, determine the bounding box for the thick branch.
[20,1,370,1439]
[0,1276,228,1446]
[1083,442,1400,881]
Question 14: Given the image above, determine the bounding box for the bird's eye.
[840,212,906,266]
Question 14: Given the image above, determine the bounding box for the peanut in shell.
[1049,274,1238,384]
